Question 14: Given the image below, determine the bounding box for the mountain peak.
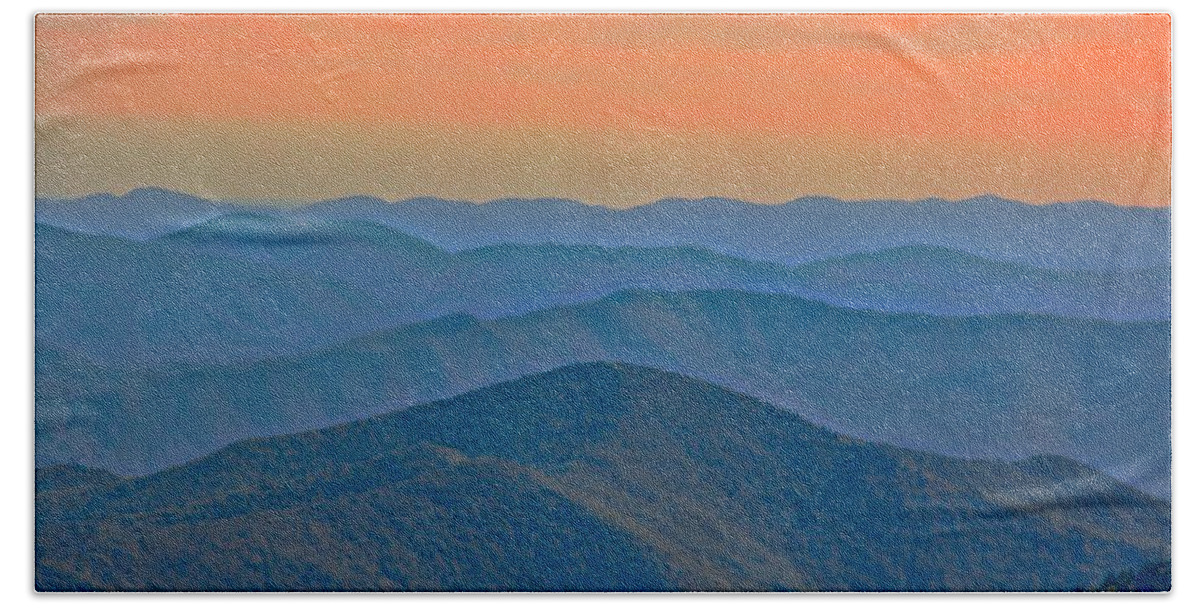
[38,362,1170,591]
[377,361,834,471]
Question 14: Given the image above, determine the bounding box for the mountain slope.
[36,289,1170,497]
[1085,560,1171,592]
[35,364,1169,591]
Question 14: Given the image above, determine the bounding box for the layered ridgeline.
[37,208,1168,365]
[37,289,1170,497]
[36,364,1169,592]
[37,188,1170,271]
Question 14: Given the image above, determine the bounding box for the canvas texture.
[34,13,1170,592]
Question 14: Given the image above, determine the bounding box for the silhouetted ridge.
[37,189,1171,270]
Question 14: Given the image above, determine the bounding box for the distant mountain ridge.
[36,288,1170,497]
[36,216,1168,366]
[35,363,1169,591]
[36,188,1171,271]
[35,188,227,239]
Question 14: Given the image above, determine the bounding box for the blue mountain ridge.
[36,288,1170,497]
[36,188,1171,271]
[34,188,1173,590]
[35,363,1168,591]
[35,188,230,239]
[35,218,1168,365]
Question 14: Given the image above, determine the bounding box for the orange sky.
[34,13,1172,207]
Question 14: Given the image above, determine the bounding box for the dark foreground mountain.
[36,218,1168,365]
[37,289,1170,497]
[35,364,1169,591]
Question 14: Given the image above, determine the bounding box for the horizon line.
[34,186,1170,210]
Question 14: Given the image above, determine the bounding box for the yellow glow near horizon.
[35,13,1171,207]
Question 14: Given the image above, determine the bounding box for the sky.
[34,13,1171,207]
